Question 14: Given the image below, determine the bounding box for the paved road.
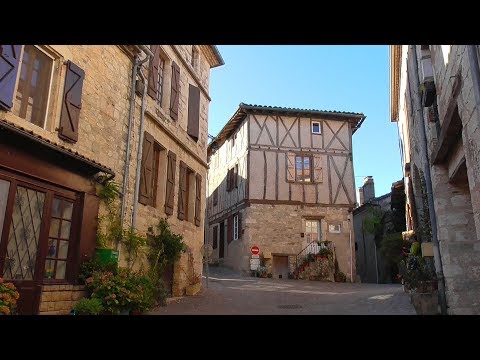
[149,266,416,315]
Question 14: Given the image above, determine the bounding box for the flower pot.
[186,282,201,296]
[411,290,438,315]
[94,248,119,267]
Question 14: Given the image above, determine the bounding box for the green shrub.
[73,297,104,315]
[79,257,118,284]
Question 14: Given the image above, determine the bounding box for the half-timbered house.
[207,103,365,280]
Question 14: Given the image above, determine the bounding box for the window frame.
[311,120,321,135]
[156,55,166,107]
[295,155,313,183]
[13,45,56,130]
[233,214,239,241]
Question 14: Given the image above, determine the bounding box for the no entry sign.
[251,246,260,255]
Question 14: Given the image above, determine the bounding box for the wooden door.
[273,256,289,279]
[0,179,49,314]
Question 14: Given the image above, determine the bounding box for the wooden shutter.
[165,151,176,215]
[313,155,323,183]
[213,188,218,206]
[238,212,242,239]
[194,173,202,226]
[226,169,231,192]
[187,84,200,141]
[147,45,160,99]
[212,226,218,249]
[177,161,187,220]
[234,164,239,188]
[59,61,85,143]
[286,153,296,182]
[139,131,155,205]
[227,215,233,244]
[0,45,22,111]
[169,61,180,121]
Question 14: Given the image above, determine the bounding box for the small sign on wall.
[329,224,341,233]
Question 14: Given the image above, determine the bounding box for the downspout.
[348,214,354,282]
[131,48,153,228]
[409,45,447,315]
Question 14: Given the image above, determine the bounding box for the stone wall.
[211,203,355,281]
[395,45,480,314]
[38,285,87,315]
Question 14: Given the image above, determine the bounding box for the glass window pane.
[0,179,10,241]
[44,259,55,279]
[49,218,60,237]
[62,201,73,220]
[58,240,69,259]
[304,157,310,169]
[55,261,66,280]
[47,239,57,257]
[60,220,71,239]
[51,198,61,217]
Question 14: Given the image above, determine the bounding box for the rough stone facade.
[391,45,480,314]
[207,105,365,281]
[38,285,87,315]
[0,45,223,313]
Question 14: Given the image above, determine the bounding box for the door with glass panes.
[0,174,77,314]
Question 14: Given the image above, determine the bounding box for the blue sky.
[208,45,402,198]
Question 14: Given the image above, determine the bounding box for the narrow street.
[149,266,416,315]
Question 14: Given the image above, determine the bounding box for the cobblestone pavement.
[148,266,416,315]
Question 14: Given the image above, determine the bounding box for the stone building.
[390,45,480,314]
[353,177,404,284]
[0,45,223,314]
[206,103,365,281]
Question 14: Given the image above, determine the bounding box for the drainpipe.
[409,45,448,315]
[131,49,152,228]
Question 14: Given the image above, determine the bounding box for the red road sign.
[251,246,260,255]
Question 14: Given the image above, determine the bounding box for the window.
[156,56,165,106]
[234,164,239,188]
[178,161,196,223]
[212,225,218,249]
[305,220,320,243]
[295,155,312,182]
[139,132,165,207]
[191,46,199,69]
[213,188,218,206]
[13,45,54,128]
[311,121,321,134]
[151,143,163,207]
[233,214,239,241]
[329,224,341,233]
[45,198,74,280]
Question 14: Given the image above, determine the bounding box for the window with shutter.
[58,60,84,142]
[187,84,200,141]
[0,45,22,111]
[295,155,313,183]
[169,62,180,121]
[139,132,155,205]
[286,153,296,182]
[147,45,159,99]
[234,164,239,188]
[226,169,231,192]
[212,225,218,249]
[12,46,55,130]
[194,174,202,227]
[164,151,176,215]
[227,215,233,244]
[177,161,187,220]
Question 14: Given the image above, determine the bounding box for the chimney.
[358,187,364,206]
[362,176,375,203]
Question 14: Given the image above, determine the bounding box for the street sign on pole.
[251,246,260,255]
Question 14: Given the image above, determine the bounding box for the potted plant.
[72,297,104,315]
[0,278,20,315]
